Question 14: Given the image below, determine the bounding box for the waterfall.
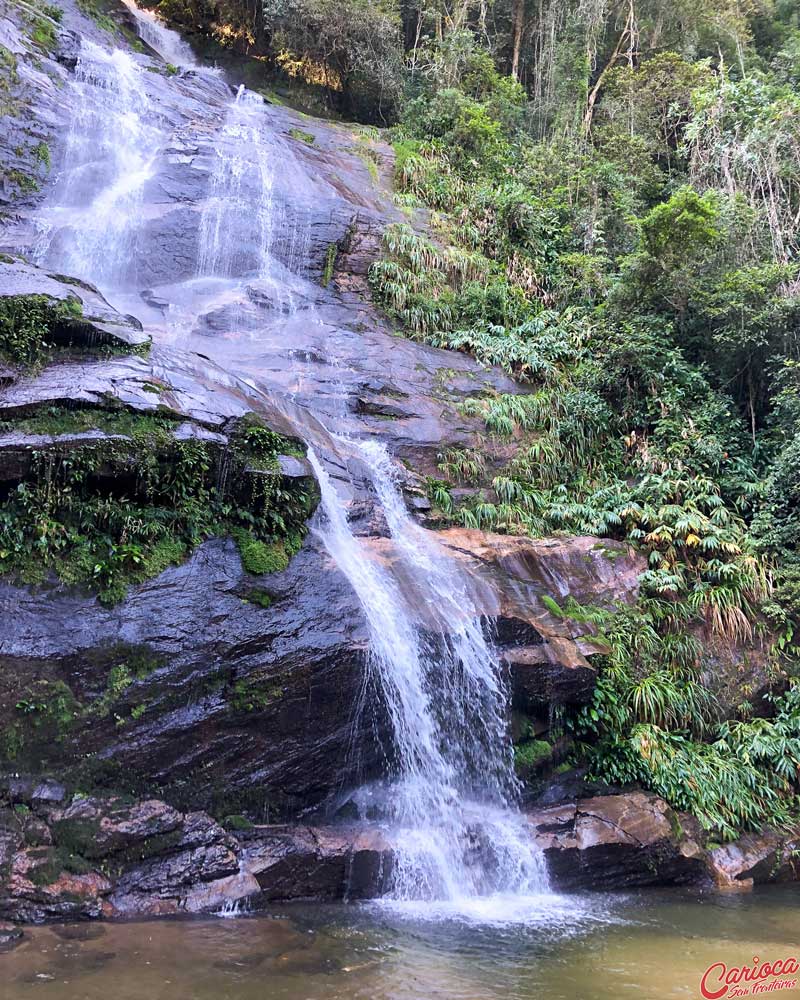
[308,441,550,918]
[198,86,279,283]
[36,39,159,293]
[196,85,322,323]
[119,0,197,68]
[25,9,552,922]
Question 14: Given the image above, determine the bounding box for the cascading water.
[35,40,159,294]
[119,0,197,67]
[198,86,279,285]
[25,5,556,924]
[308,441,550,919]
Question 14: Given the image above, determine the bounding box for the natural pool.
[3,887,798,1000]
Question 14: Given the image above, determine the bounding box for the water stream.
[119,0,197,66]
[309,441,549,917]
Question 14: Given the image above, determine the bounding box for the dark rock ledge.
[1,783,797,938]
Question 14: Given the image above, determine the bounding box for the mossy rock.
[233,531,290,576]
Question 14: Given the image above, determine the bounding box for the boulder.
[242,824,393,901]
[0,260,150,350]
[181,871,262,914]
[0,848,111,922]
[707,828,800,888]
[527,792,708,890]
[49,796,183,859]
[112,842,239,897]
[0,920,24,949]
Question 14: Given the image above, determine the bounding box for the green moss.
[83,643,165,718]
[5,170,39,194]
[33,142,51,171]
[354,142,381,184]
[113,827,183,867]
[233,531,290,576]
[288,127,315,145]
[11,680,79,746]
[26,846,94,886]
[241,588,273,608]
[31,22,57,51]
[0,405,176,439]
[76,0,120,36]
[0,46,18,84]
[0,722,24,761]
[47,817,101,859]
[223,813,254,831]
[514,739,552,771]
[0,405,313,603]
[229,676,285,712]
[322,242,337,287]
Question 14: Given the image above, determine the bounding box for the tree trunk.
[511,0,525,81]
[583,0,635,134]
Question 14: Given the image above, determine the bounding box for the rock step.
[2,787,798,926]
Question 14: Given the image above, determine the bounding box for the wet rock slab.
[241,824,393,901]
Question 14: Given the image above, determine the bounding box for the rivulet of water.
[308,442,550,921]
[198,86,279,283]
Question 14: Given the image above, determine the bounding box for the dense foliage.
[362,0,800,836]
[0,406,313,605]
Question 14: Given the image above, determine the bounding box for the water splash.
[308,441,549,918]
[216,897,250,919]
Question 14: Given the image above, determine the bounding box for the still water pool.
[2,888,798,1000]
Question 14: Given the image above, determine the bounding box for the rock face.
[706,829,800,888]
[0,790,243,921]
[526,793,710,890]
[436,532,645,709]
[0,786,393,919]
[0,515,646,817]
